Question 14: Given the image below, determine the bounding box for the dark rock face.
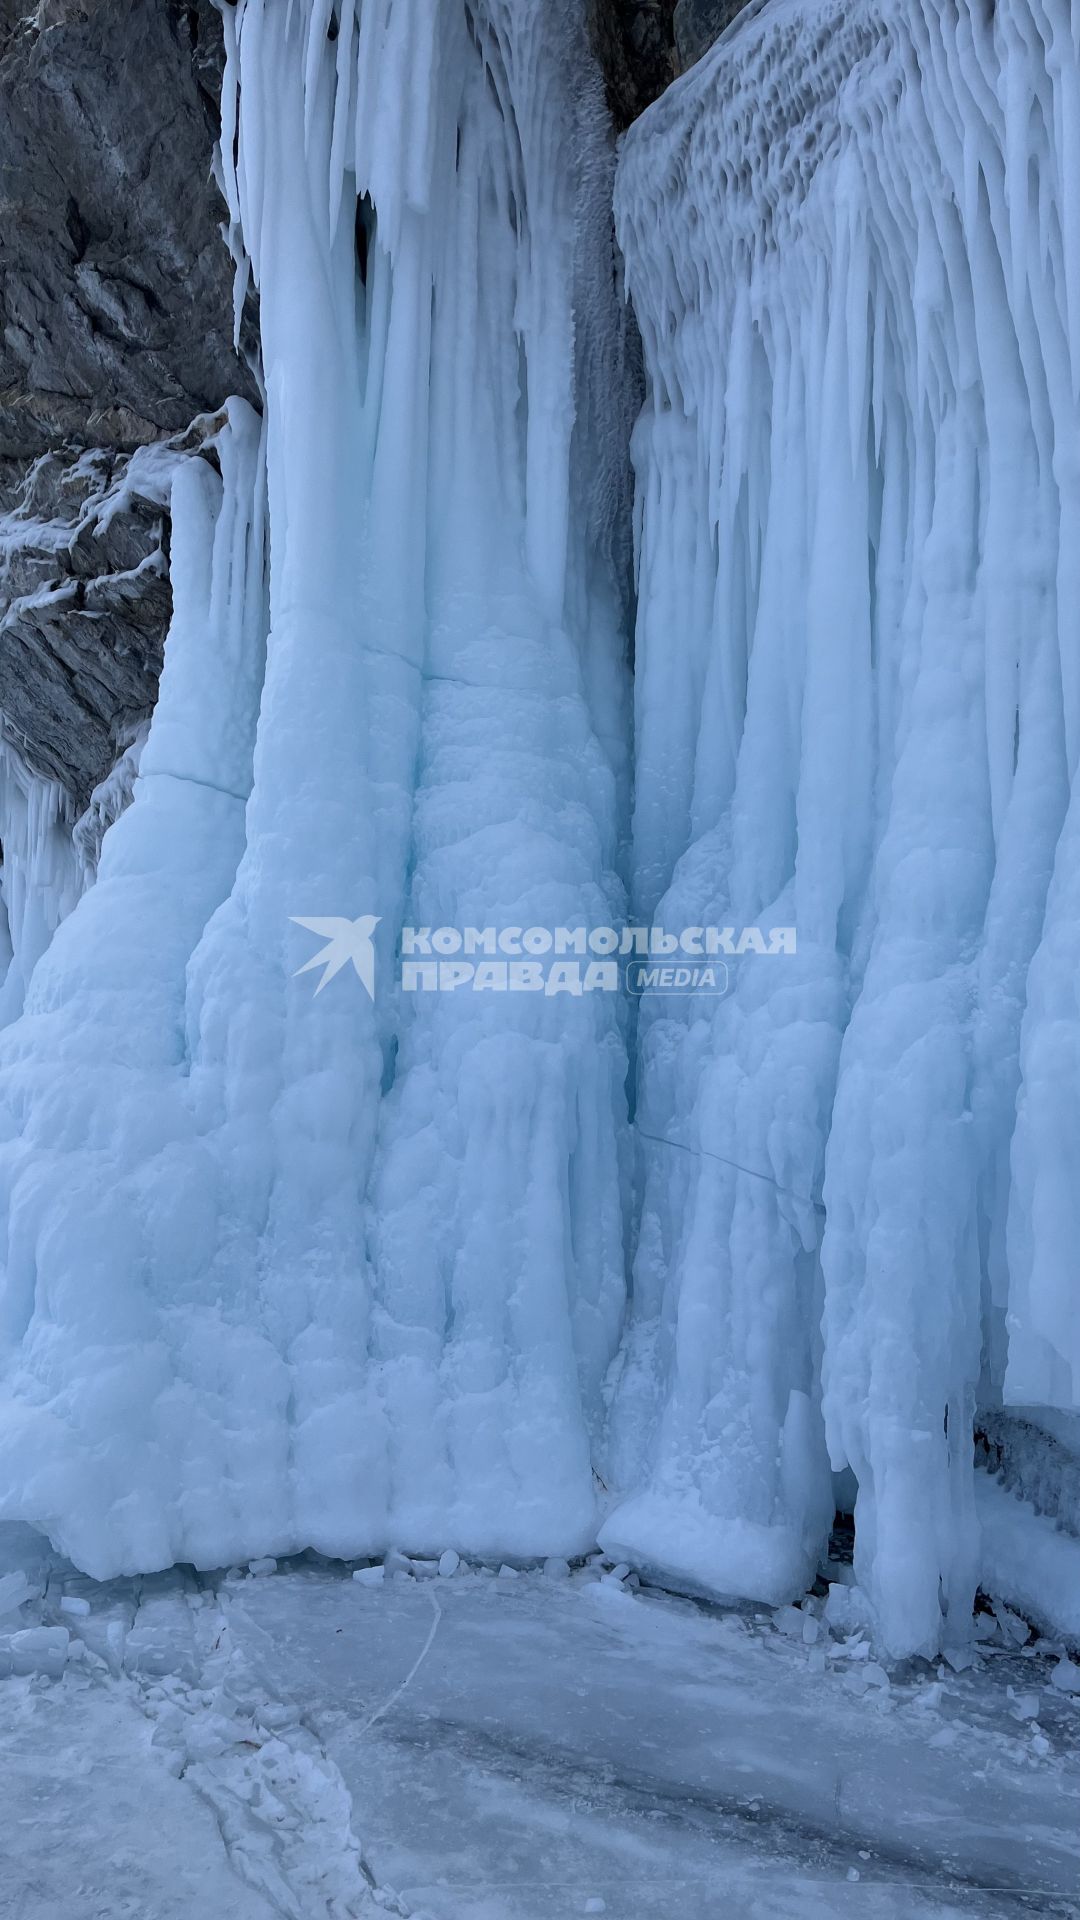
[586,0,752,125]
[0,1,255,805]
[0,0,257,460]
[673,0,754,71]
[0,437,187,807]
[586,0,678,129]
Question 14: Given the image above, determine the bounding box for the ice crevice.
[123,1574,394,1919]
[0,0,1078,1661]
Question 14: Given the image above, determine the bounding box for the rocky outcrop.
[673,0,753,71]
[0,417,226,805]
[0,0,256,810]
[587,0,751,124]
[0,449,164,806]
[0,0,257,460]
[587,0,678,128]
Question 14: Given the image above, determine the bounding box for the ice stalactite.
[0,0,632,1573]
[611,0,1080,1654]
[0,746,83,1025]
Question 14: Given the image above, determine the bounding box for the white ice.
[0,743,82,1024]
[2,1538,1078,1919]
[606,0,1080,1655]
[0,0,634,1577]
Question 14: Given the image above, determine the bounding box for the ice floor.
[1,1531,1078,1919]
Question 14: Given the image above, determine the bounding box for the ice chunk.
[0,1571,30,1617]
[1050,1657,1080,1694]
[772,1606,804,1640]
[8,1625,69,1678]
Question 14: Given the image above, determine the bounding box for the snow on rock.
[0,1,632,1580]
[607,0,1080,1656]
[976,1407,1080,1533]
[0,421,239,1021]
[976,1470,1080,1646]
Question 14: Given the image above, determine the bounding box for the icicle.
[0,742,82,1025]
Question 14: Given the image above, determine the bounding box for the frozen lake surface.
[1,1531,1077,1918]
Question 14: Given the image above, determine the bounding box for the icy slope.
[609,0,1080,1655]
[0,0,632,1575]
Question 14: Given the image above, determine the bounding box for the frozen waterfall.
[609,0,1080,1655]
[0,0,1077,1661]
[0,0,633,1577]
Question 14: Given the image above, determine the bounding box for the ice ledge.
[599,1493,818,1608]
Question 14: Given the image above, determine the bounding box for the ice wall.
[611,0,1080,1654]
[0,0,632,1574]
[2,0,1076,1657]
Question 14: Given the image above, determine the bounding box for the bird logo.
[291,915,381,999]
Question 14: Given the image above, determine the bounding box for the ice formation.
[607,0,1080,1654]
[0,0,1077,1660]
[0,743,83,1025]
[0,0,632,1575]
[0,429,214,1017]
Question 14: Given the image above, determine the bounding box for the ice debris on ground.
[1,1537,1078,1915]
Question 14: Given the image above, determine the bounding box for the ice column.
[366,0,632,1558]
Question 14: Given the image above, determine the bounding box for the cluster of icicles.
[0,0,1076,1658]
